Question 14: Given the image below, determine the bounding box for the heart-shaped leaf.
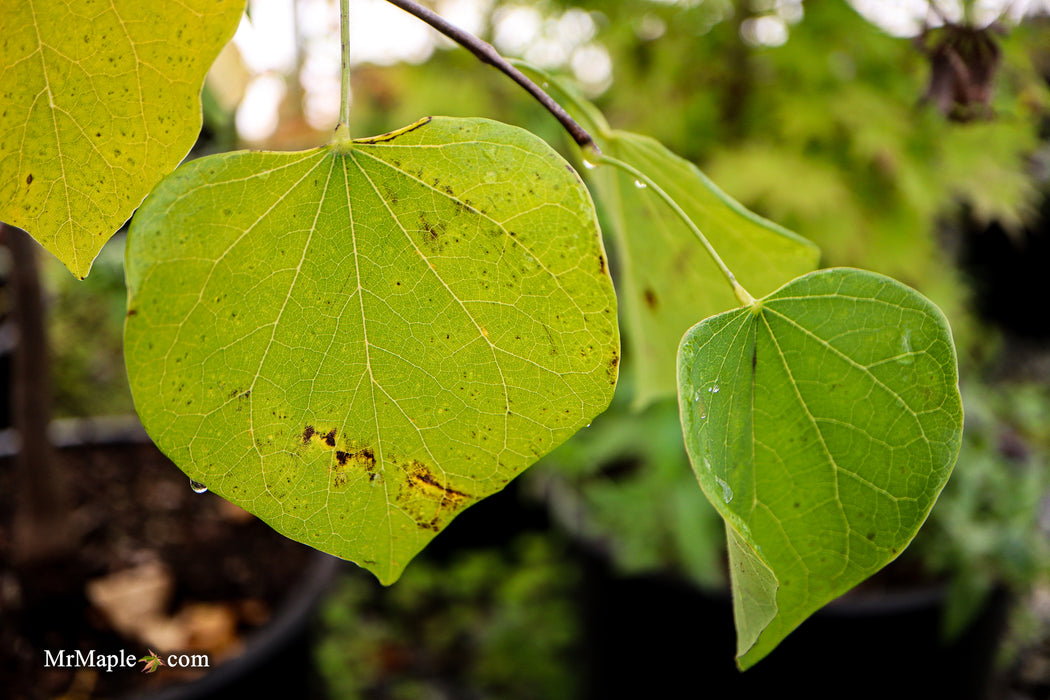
[678,268,962,668]
[0,0,244,278]
[125,117,619,583]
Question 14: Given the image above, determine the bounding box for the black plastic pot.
[1,419,343,700]
[579,550,1010,700]
[123,550,341,700]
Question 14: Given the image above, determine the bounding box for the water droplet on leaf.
[715,476,734,503]
[634,179,647,189]
[897,330,914,365]
[708,385,720,393]
[189,479,208,494]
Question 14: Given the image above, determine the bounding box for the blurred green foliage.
[42,233,134,418]
[909,380,1050,637]
[316,535,580,699]
[530,361,725,591]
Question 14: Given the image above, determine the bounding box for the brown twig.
[381,0,595,150]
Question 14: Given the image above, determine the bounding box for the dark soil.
[0,439,317,700]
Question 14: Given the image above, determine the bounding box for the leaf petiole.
[332,0,352,148]
[590,150,756,307]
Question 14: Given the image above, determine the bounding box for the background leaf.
[521,67,820,407]
[125,117,619,584]
[677,268,962,668]
[589,133,819,408]
[0,0,244,278]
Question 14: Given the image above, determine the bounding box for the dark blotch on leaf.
[607,352,620,385]
[408,466,468,498]
[324,429,337,447]
[643,288,659,310]
[302,425,315,444]
[399,461,472,531]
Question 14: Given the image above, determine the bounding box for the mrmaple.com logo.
[43,649,210,674]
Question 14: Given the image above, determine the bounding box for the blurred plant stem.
[4,223,73,564]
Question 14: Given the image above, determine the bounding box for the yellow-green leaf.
[125,117,619,584]
[0,0,244,278]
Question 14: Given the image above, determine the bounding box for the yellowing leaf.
[125,117,619,584]
[0,0,244,278]
[678,268,962,668]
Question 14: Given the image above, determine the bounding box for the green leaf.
[677,268,962,668]
[0,0,244,278]
[519,67,820,407]
[125,117,619,584]
[594,134,819,408]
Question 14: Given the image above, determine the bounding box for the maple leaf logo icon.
[138,650,165,674]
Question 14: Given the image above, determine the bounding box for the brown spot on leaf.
[302,426,315,444]
[419,215,446,243]
[324,429,337,447]
[408,467,465,499]
[399,461,472,531]
[25,173,33,185]
[643,288,659,310]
